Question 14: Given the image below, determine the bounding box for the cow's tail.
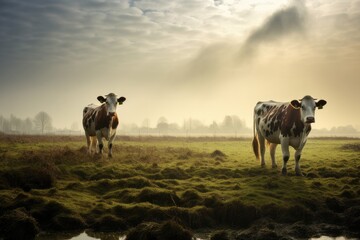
[252,109,259,160]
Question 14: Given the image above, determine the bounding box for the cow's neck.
[281,104,305,137]
[99,104,114,127]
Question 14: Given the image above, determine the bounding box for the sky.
[0,0,359,130]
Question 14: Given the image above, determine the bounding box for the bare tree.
[34,111,52,134]
[142,118,150,135]
[24,118,33,134]
[209,121,219,137]
[222,115,233,132]
[10,114,22,133]
[157,117,168,135]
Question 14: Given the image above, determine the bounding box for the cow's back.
[255,101,288,143]
[83,104,98,136]
[254,101,283,117]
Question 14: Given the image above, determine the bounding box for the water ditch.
[35,230,357,240]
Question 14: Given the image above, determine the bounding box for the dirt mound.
[211,230,230,240]
[126,221,193,240]
[91,215,127,232]
[341,143,360,151]
[0,208,39,240]
[214,200,259,227]
[51,213,87,231]
[211,150,227,158]
[1,167,56,191]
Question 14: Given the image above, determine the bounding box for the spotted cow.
[82,93,126,157]
[252,95,327,176]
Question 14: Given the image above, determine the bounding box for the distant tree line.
[0,112,53,135]
[119,115,252,136]
[2,112,357,137]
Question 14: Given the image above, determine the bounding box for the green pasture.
[0,135,359,239]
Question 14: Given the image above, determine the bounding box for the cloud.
[238,1,307,61]
[184,1,308,83]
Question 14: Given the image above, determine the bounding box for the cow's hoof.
[108,154,112,159]
[272,164,278,169]
[261,163,266,168]
[281,168,287,176]
[296,172,304,177]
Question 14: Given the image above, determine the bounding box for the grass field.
[0,135,359,240]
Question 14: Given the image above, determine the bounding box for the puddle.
[36,231,357,240]
[70,232,125,240]
[68,231,206,240]
[36,231,126,240]
[310,237,357,240]
[68,232,355,240]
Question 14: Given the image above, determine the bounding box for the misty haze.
[0,0,360,136]
[1,1,360,240]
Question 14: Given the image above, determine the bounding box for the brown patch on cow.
[280,105,304,137]
[95,104,119,130]
[82,104,120,134]
[112,114,119,129]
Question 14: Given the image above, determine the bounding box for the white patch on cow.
[300,97,316,123]
[105,93,118,116]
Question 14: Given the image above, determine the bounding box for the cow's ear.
[97,96,106,103]
[290,100,301,109]
[316,99,327,109]
[118,97,126,104]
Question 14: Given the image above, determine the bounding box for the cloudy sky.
[0,0,359,130]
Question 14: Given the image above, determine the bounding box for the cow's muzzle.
[108,112,115,117]
[306,117,315,123]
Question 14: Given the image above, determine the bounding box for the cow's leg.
[295,149,304,176]
[108,132,116,158]
[269,143,278,168]
[90,136,96,155]
[258,134,266,167]
[280,138,290,175]
[85,133,91,154]
[96,130,104,154]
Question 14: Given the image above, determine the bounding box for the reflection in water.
[35,231,355,240]
[68,232,206,240]
[310,237,356,240]
[70,232,126,240]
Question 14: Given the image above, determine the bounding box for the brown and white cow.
[252,95,327,176]
[82,93,126,157]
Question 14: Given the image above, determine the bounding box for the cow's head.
[97,93,126,116]
[290,95,327,124]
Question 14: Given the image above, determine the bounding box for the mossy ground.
[0,135,359,239]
